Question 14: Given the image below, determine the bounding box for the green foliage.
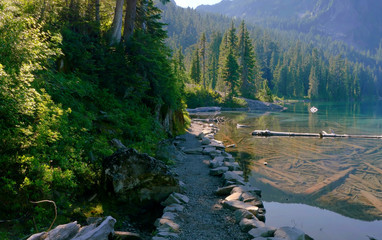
[257,80,274,102]
[161,2,382,101]
[184,85,222,108]
[0,0,187,237]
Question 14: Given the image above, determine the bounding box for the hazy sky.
[174,0,222,9]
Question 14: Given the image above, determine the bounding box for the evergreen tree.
[221,50,240,99]
[208,32,222,89]
[238,21,258,98]
[199,32,207,88]
[190,47,201,84]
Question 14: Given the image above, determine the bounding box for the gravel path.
[171,121,248,240]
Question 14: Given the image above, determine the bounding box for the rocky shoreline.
[152,119,312,240]
[27,118,312,240]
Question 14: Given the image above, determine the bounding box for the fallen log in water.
[252,130,382,139]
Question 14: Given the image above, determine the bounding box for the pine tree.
[199,32,207,88]
[208,32,222,89]
[190,47,201,84]
[238,21,258,98]
[221,50,240,99]
[219,21,239,99]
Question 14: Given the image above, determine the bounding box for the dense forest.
[197,0,382,51]
[0,0,187,238]
[159,1,382,102]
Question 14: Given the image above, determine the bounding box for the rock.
[274,227,308,240]
[209,157,224,168]
[231,185,262,197]
[210,167,229,176]
[223,171,245,185]
[226,144,236,148]
[215,185,237,196]
[201,137,211,145]
[222,200,259,215]
[234,209,255,223]
[156,230,179,238]
[114,231,141,240]
[156,140,186,162]
[221,152,233,158]
[197,132,205,140]
[183,147,204,154]
[223,156,235,162]
[209,140,226,150]
[224,162,241,171]
[27,232,47,240]
[162,212,178,221]
[37,222,80,240]
[155,218,180,232]
[72,216,116,240]
[225,192,242,201]
[163,204,184,213]
[248,227,277,238]
[152,237,167,240]
[110,139,127,150]
[202,147,217,154]
[162,193,189,206]
[103,148,179,204]
[239,218,266,232]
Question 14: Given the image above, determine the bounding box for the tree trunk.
[95,0,100,23]
[110,0,125,45]
[123,0,138,42]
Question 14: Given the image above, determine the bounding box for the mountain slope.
[197,0,382,51]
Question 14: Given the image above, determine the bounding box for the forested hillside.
[197,0,382,51]
[159,1,382,101]
[0,0,186,238]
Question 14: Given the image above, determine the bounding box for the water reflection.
[215,102,382,221]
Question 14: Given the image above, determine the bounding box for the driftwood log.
[252,130,382,139]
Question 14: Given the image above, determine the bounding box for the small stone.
[225,192,241,201]
[183,147,203,154]
[222,200,259,215]
[231,185,262,197]
[162,212,178,221]
[201,137,211,145]
[157,230,179,238]
[226,144,236,148]
[156,218,180,232]
[162,193,182,206]
[209,158,224,168]
[223,156,235,162]
[224,162,241,171]
[222,152,233,158]
[172,193,189,204]
[224,171,245,185]
[210,167,229,176]
[197,132,205,140]
[234,209,255,223]
[215,185,237,196]
[248,227,277,238]
[114,231,141,240]
[163,204,184,212]
[239,218,266,232]
[152,237,168,240]
[274,227,307,240]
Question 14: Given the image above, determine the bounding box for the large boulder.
[156,140,186,163]
[103,148,179,204]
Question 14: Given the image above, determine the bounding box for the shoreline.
[152,119,311,239]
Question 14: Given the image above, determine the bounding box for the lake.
[213,101,382,240]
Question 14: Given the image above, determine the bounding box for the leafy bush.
[184,84,222,108]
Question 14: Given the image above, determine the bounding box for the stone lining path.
[170,121,248,240]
